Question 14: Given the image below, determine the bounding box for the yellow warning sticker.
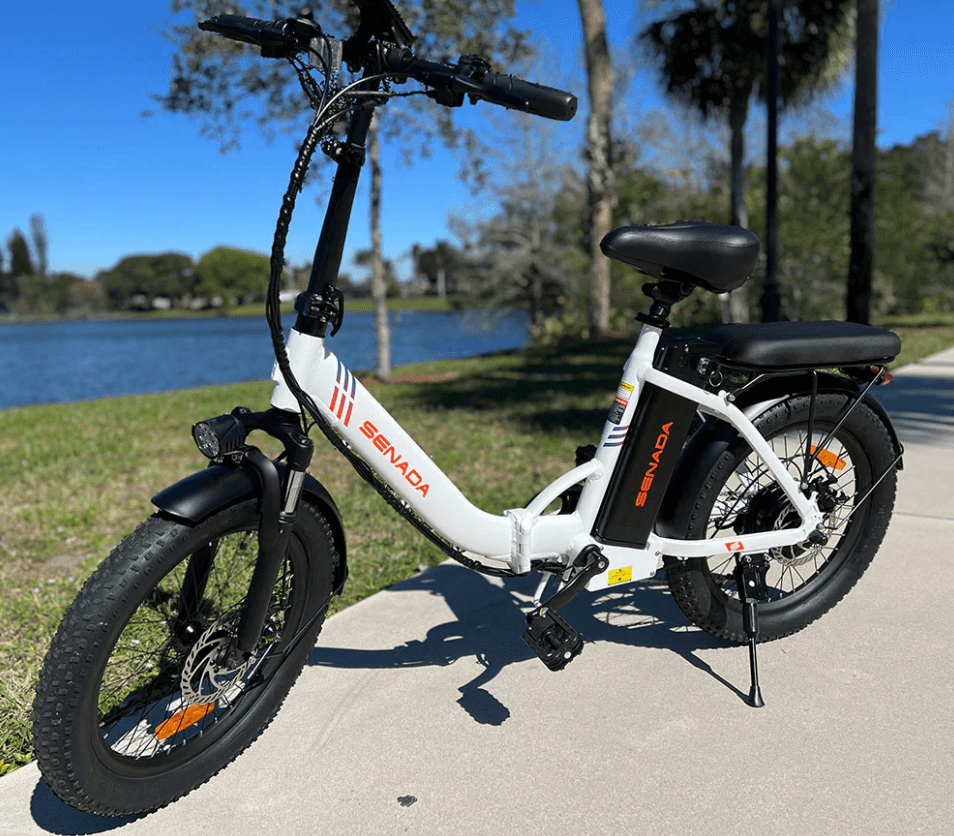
[608,566,633,585]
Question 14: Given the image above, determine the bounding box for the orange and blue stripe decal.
[329,360,357,427]
[603,425,629,448]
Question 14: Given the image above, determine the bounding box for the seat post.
[635,278,695,329]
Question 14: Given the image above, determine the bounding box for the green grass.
[877,313,954,368]
[0,322,949,776]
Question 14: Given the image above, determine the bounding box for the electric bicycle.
[32,0,903,816]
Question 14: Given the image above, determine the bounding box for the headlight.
[192,414,248,459]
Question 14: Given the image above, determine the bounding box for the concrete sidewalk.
[3,348,953,836]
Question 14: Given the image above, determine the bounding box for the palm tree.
[577,0,614,336]
[639,0,854,321]
[846,0,878,324]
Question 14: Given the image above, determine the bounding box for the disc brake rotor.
[179,613,256,705]
[737,483,820,568]
[768,507,819,568]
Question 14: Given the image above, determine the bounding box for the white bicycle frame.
[270,323,825,592]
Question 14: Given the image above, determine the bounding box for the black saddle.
[601,222,760,292]
[704,321,901,370]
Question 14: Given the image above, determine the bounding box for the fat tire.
[32,498,338,816]
[664,393,897,643]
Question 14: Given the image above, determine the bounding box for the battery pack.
[592,383,698,549]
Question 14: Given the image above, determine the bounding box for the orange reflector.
[810,446,847,471]
[154,703,215,740]
[870,366,892,385]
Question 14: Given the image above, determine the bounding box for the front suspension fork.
[180,407,315,659]
[233,447,311,655]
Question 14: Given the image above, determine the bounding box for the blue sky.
[2,0,953,281]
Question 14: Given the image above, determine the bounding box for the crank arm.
[520,546,608,671]
[540,545,610,612]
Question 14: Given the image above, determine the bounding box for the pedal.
[521,606,584,671]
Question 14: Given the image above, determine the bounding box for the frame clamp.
[295,287,345,336]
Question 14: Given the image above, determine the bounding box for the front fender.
[152,462,348,594]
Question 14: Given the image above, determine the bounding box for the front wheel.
[664,393,898,643]
[32,497,339,816]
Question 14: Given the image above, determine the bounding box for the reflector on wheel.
[154,703,216,740]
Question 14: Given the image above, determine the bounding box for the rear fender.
[656,371,902,540]
[152,462,348,594]
[729,370,902,463]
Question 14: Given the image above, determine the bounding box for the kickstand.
[734,556,770,708]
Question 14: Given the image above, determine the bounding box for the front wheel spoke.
[100,651,178,719]
[100,658,178,722]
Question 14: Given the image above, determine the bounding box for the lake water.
[0,309,530,410]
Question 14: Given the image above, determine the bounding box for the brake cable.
[263,54,541,580]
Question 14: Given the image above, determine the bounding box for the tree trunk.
[729,98,749,231]
[577,0,614,336]
[760,0,782,323]
[945,100,954,207]
[723,95,750,323]
[369,118,391,381]
[847,0,879,325]
[30,214,48,279]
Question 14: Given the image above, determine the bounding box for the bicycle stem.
[296,101,375,339]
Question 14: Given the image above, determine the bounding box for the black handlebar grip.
[199,15,295,53]
[479,73,578,122]
[379,49,577,122]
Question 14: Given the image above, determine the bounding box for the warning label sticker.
[608,566,633,585]
[608,382,634,425]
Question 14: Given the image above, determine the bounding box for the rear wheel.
[664,394,898,642]
[32,497,338,816]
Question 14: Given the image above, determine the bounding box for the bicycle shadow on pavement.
[308,562,745,727]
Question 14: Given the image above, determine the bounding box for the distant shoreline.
[0,296,459,325]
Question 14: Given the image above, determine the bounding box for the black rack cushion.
[704,321,901,370]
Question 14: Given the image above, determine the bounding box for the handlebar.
[198,15,304,57]
[468,69,578,122]
[381,49,578,122]
[199,13,577,122]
